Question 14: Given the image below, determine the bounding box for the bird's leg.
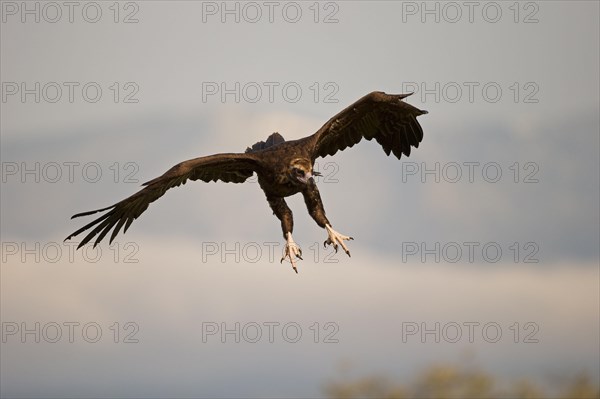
[267,196,301,273]
[324,224,353,257]
[281,232,302,273]
[302,182,354,257]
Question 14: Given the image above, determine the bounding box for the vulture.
[65,91,428,273]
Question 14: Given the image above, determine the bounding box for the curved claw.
[324,225,353,258]
[282,233,302,273]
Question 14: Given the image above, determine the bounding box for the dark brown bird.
[65,91,427,272]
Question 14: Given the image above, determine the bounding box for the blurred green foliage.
[324,363,599,399]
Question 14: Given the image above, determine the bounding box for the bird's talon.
[282,233,302,273]
[324,224,353,257]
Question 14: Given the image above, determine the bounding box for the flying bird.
[65,91,427,272]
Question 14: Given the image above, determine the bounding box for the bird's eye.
[294,168,304,176]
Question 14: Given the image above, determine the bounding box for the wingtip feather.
[71,205,114,219]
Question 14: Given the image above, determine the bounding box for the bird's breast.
[257,173,301,198]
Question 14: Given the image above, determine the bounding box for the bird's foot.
[281,232,302,273]
[324,224,353,257]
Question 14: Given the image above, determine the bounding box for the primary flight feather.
[65,91,428,272]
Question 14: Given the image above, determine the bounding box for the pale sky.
[1,1,599,397]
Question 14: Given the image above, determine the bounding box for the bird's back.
[245,132,286,153]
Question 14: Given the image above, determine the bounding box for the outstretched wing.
[65,153,261,249]
[304,91,427,160]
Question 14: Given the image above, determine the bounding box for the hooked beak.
[307,171,321,183]
[298,172,315,184]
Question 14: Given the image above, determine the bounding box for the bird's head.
[288,158,320,185]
